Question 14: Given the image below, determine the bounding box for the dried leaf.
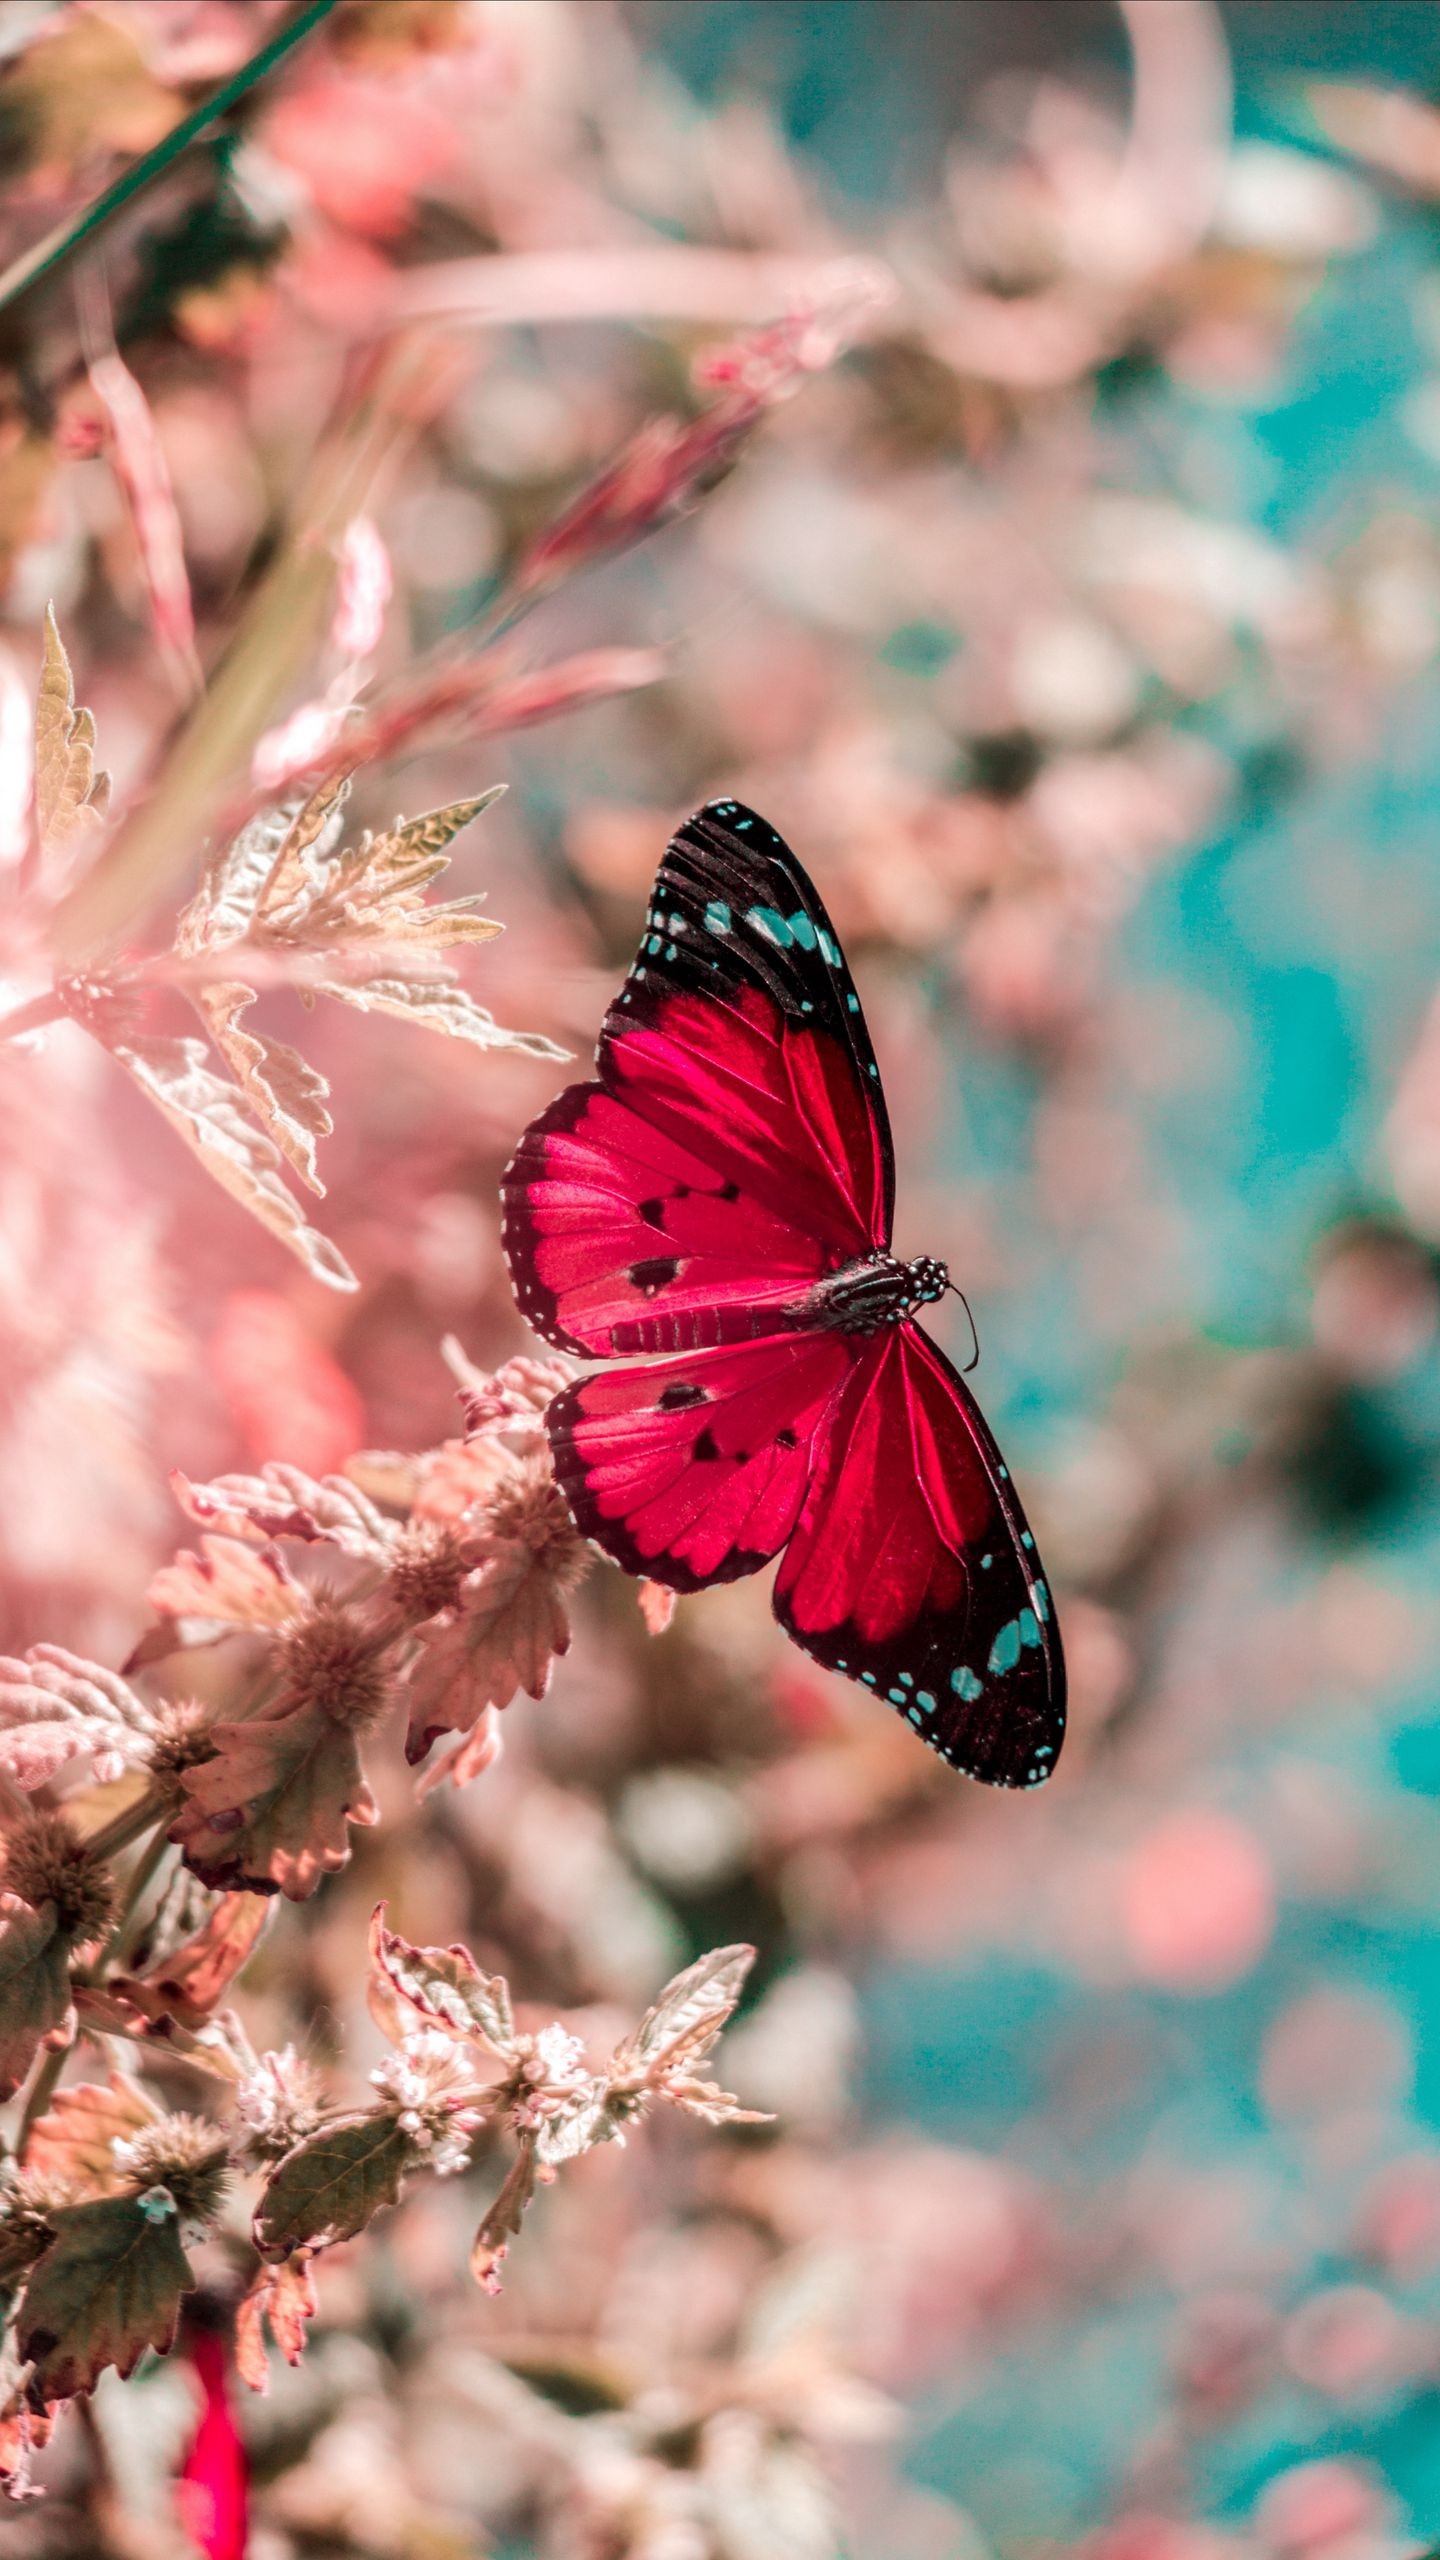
[0,1900,71,2100]
[178,792,343,957]
[22,2074,160,2199]
[405,1547,577,1760]
[108,1037,357,1290]
[253,2111,411,2258]
[620,1945,756,2073]
[170,1700,380,1900]
[470,2136,539,2293]
[369,1903,516,2054]
[235,2251,318,2394]
[114,1892,270,2028]
[193,981,332,1192]
[34,606,109,869]
[319,970,565,1057]
[172,1464,392,1558]
[0,1646,153,1789]
[18,2193,190,2402]
[143,1535,304,1647]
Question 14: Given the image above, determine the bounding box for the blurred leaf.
[130,1534,304,1669]
[470,2136,538,2294]
[0,1899,70,2100]
[34,607,109,871]
[109,1037,356,1290]
[172,1463,392,1557]
[0,1646,152,1789]
[22,2074,159,2200]
[254,2111,410,2257]
[170,1701,379,1901]
[235,2249,317,2393]
[369,1902,516,2055]
[194,983,333,1193]
[405,1536,580,1760]
[18,2193,190,2402]
[113,1891,269,2028]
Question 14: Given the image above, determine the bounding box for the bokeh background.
[5,2,1440,2554]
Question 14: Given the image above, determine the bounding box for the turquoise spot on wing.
[988,1620,1022,1674]
[846,993,860,1012]
[787,911,817,950]
[704,901,731,935]
[860,1671,876,1686]
[645,934,661,955]
[1018,1608,1041,1650]
[1021,1530,1034,1550]
[952,1665,983,1702]
[818,930,841,965]
[1032,1580,1050,1622]
[748,905,793,947]
[916,1690,935,1711]
[888,1686,908,1704]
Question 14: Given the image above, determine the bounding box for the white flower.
[371,2029,483,2177]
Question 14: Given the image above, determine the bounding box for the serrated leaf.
[144,1535,304,1643]
[178,784,349,955]
[319,971,565,1058]
[0,1645,153,1790]
[404,1548,577,1761]
[22,2074,160,2200]
[368,1903,515,2055]
[34,607,109,870]
[18,2193,190,2402]
[172,1464,392,1558]
[470,2136,539,2293]
[0,1900,71,2101]
[114,1892,269,2028]
[193,981,332,1192]
[621,1945,755,2072]
[235,2250,317,2393]
[108,1037,356,1291]
[170,1700,379,1902]
[254,2111,411,2258]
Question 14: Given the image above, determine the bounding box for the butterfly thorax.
[794,1252,949,1337]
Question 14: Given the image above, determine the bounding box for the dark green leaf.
[254,2110,411,2258]
[18,2194,191,2402]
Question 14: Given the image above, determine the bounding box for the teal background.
[632,2,1440,2539]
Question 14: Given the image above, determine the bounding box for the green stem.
[94,1827,172,1977]
[0,0,341,319]
[16,2046,64,2154]
[86,1786,171,1867]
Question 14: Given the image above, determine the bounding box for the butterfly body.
[502,800,1065,1788]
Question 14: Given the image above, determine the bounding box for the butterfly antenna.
[947,1282,981,1374]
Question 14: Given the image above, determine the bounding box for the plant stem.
[0,0,341,319]
[95,1827,172,1976]
[16,2046,64,2154]
[0,990,68,1045]
[86,1786,171,1867]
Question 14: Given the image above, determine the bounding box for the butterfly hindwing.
[774,1325,1065,1788]
[502,800,891,1353]
[546,1333,855,1591]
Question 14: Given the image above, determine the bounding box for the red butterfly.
[502,800,1064,1787]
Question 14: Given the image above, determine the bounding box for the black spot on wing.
[629,1255,680,1296]
[693,1426,721,1461]
[658,1381,707,1411]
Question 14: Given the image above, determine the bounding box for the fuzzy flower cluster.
[371,2029,487,2177]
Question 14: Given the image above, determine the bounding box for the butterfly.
[501,800,1064,1787]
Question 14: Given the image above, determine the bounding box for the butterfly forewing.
[501,800,891,1353]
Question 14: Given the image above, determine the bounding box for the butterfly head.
[905,1255,949,1309]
